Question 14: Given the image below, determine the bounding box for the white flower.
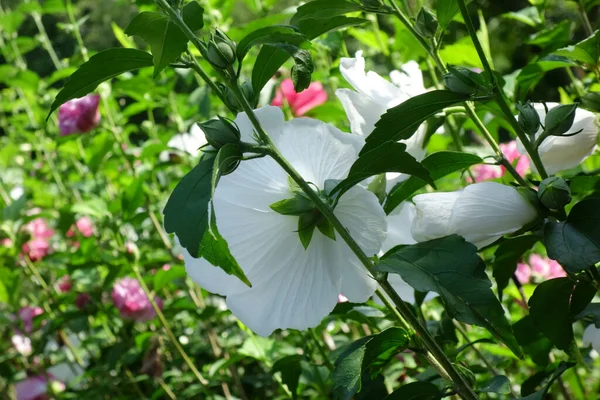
[376,202,437,304]
[584,324,600,353]
[167,123,207,155]
[11,334,32,356]
[517,103,599,175]
[183,106,387,336]
[412,182,538,249]
[335,51,428,189]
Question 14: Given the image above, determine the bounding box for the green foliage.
[384,382,441,399]
[492,235,539,300]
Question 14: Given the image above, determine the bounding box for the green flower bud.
[206,30,236,69]
[544,103,578,136]
[538,177,572,210]
[443,66,490,96]
[415,8,438,39]
[200,117,241,149]
[517,102,541,136]
[241,80,257,108]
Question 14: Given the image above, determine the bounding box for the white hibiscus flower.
[167,123,208,155]
[183,106,387,336]
[336,51,428,189]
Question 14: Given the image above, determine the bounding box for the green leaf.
[362,91,471,154]
[384,151,482,214]
[272,355,303,399]
[296,17,367,42]
[436,0,473,29]
[521,362,575,400]
[526,20,571,51]
[124,2,204,77]
[212,144,243,194]
[479,376,511,395]
[544,103,578,136]
[515,56,576,100]
[290,0,363,24]
[298,212,318,250]
[554,30,600,67]
[492,235,539,301]
[2,195,26,221]
[47,48,154,119]
[544,198,600,273]
[332,328,410,400]
[153,265,187,291]
[513,316,552,366]
[0,268,21,306]
[529,278,595,351]
[384,382,441,399]
[236,25,310,61]
[0,279,8,304]
[581,91,600,112]
[163,154,214,258]
[376,235,522,358]
[121,177,145,221]
[331,142,433,198]
[266,43,314,92]
[270,196,315,216]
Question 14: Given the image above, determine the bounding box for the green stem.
[456,0,549,179]
[65,0,89,60]
[131,264,209,386]
[578,0,594,37]
[31,8,64,70]
[309,329,334,371]
[186,52,234,113]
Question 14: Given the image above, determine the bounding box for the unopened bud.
[206,30,236,69]
[200,117,241,149]
[443,66,490,96]
[415,8,438,39]
[517,102,541,136]
[538,177,571,210]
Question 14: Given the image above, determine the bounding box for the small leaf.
[272,355,303,399]
[163,153,214,258]
[266,43,314,92]
[581,91,600,112]
[521,362,575,400]
[492,235,539,300]
[384,151,482,214]
[47,48,154,118]
[479,375,511,395]
[384,382,441,399]
[376,235,522,358]
[332,142,433,198]
[544,198,600,272]
[544,103,578,136]
[298,212,318,250]
[553,30,600,67]
[436,0,473,29]
[362,91,471,154]
[290,0,363,24]
[236,25,310,61]
[270,196,315,215]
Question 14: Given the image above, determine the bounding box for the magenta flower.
[500,141,530,177]
[112,277,163,322]
[271,79,327,116]
[15,374,64,400]
[22,238,50,262]
[58,94,101,136]
[25,219,54,239]
[75,293,91,310]
[56,276,72,293]
[18,306,43,334]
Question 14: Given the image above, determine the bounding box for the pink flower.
[112,277,162,322]
[162,264,170,271]
[25,219,54,239]
[74,217,93,237]
[528,254,567,280]
[15,374,65,400]
[337,294,349,303]
[22,238,50,261]
[56,276,71,293]
[500,141,530,177]
[18,306,43,334]
[469,164,502,183]
[58,94,100,136]
[514,262,531,284]
[1,238,12,247]
[271,79,327,116]
[75,293,91,310]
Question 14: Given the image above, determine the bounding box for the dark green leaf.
[492,235,539,300]
[554,30,600,67]
[544,103,578,136]
[332,142,433,198]
[526,20,571,51]
[479,376,511,394]
[272,355,303,399]
[544,198,600,272]
[266,43,314,92]
[298,211,318,250]
[332,328,410,400]
[153,266,187,291]
[290,0,363,24]
[522,362,575,400]
[236,25,310,61]
[125,2,203,77]
[436,0,473,29]
[362,91,471,154]
[513,316,552,366]
[294,16,368,41]
[515,56,576,100]
[47,48,154,118]
[384,382,441,400]
[376,235,522,357]
[163,154,214,258]
[581,92,600,112]
[384,151,482,213]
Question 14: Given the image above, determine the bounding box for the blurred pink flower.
[67,216,94,238]
[2,238,13,247]
[271,79,327,116]
[162,264,170,271]
[112,277,162,322]
[500,141,530,177]
[56,276,72,293]
[18,306,43,334]
[529,254,566,279]
[15,374,64,400]
[58,94,100,136]
[25,219,54,239]
[470,164,502,183]
[11,334,32,356]
[22,238,50,262]
[337,294,349,303]
[514,262,531,284]
[75,293,91,310]
[125,242,137,254]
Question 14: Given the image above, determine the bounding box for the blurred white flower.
[412,182,538,249]
[167,123,207,155]
[11,334,32,356]
[336,51,428,189]
[183,106,387,336]
[583,324,600,353]
[517,103,599,175]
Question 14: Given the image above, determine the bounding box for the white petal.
[336,88,388,136]
[389,61,426,98]
[382,202,417,254]
[235,105,285,143]
[183,247,247,296]
[402,124,428,162]
[167,127,207,155]
[339,51,406,107]
[339,253,377,303]
[450,182,538,248]
[583,325,600,353]
[411,192,459,242]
